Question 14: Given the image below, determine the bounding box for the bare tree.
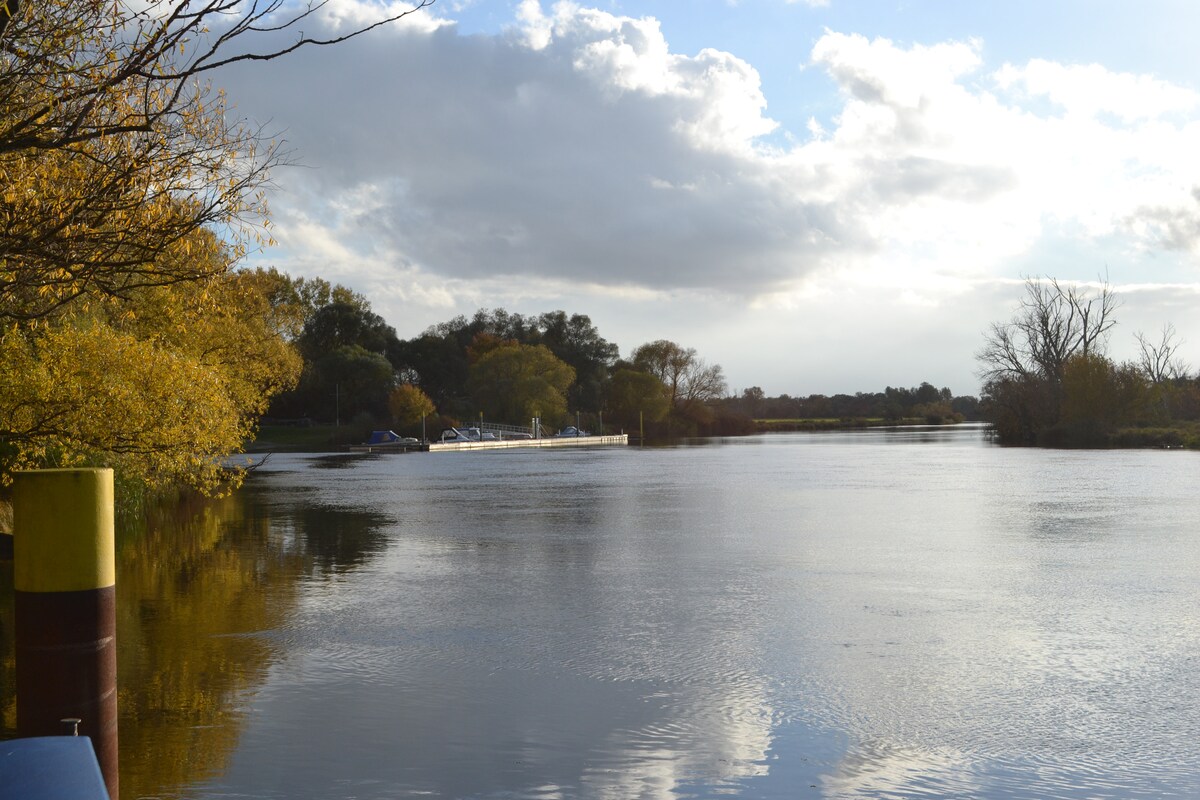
[1135,323,1189,383]
[978,276,1119,384]
[679,360,727,404]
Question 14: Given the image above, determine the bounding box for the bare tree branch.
[977,276,1119,385]
[1135,323,1190,383]
[1,1,436,155]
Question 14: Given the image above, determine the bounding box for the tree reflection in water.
[0,480,392,799]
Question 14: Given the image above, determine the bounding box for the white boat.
[438,426,498,443]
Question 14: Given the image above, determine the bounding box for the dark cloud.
[867,157,1018,202]
[222,15,849,293]
[1126,191,1200,253]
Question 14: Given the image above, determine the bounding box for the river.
[3,425,1200,798]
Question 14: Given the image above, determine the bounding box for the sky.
[222,0,1200,397]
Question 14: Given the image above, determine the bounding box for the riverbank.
[251,417,1200,451]
[247,423,353,453]
[1084,422,1200,449]
[248,419,962,451]
[249,424,630,453]
[754,416,966,432]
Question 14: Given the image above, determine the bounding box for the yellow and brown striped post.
[14,468,118,800]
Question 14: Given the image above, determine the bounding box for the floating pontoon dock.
[428,434,627,452]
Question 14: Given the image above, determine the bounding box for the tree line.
[257,276,989,442]
[721,383,979,425]
[258,287,739,439]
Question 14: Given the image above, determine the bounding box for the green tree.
[306,346,396,423]
[1055,353,1148,445]
[250,268,372,342]
[468,344,575,425]
[537,311,619,412]
[606,369,670,428]
[980,375,1057,445]
[268,293,402,422]
[739,386,766,418]
[391,333,471,414]
[299,302,399,362]
[394,308,618,419]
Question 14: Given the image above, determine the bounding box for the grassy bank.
[247,423,351,452]
[1109,422,1200,449]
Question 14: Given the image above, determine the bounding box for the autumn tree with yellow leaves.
[0,234,303,492]
[0,0,434,492]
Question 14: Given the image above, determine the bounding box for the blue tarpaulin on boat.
[0,737,108,800]
[366,430,402,444]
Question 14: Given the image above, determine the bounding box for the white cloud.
[811,31,984,114]
[224,5,1200,387]
[514,0,553,49]
[315,0,451,34]
[235,10,1200,297]
[782,31,1200,296]
[994,59,1200,122]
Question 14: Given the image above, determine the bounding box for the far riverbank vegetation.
[235,272,1200,457]
[978,276,1200,449]
[254,278,983,451]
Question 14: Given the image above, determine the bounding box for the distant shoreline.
[754,417,967,433]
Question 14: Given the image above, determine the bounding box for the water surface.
[4,426,1200,798]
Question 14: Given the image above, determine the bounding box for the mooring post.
[14,468,119,800]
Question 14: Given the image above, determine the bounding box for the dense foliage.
[261,302,743,437]
[468,343,576,424]
[392,309,619,427]
[0,233,301,493]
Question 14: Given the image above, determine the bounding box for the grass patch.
[247,423,353,452]
[1110,422,1200,449]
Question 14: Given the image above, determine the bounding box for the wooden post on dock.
[14,468,118,800]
